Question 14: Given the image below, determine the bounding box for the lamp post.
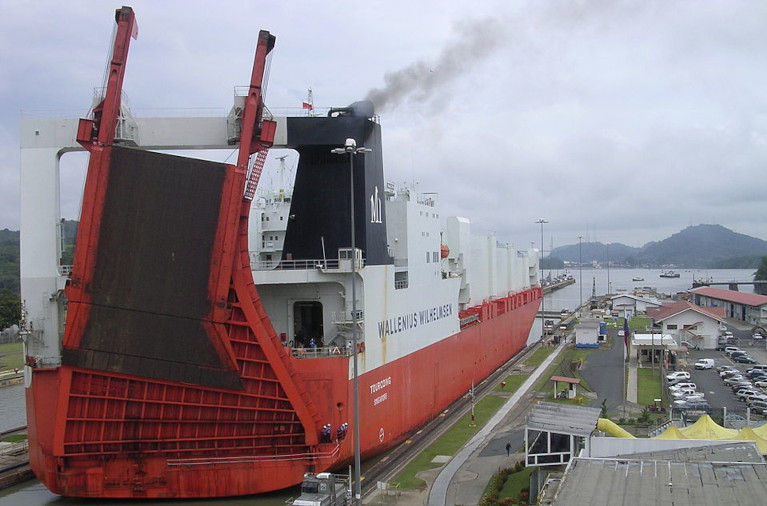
[331,138,370,506]
[606,243,611,295]
[578,236,583,313]
[536,219,548,341]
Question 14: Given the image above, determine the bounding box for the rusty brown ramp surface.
[63,146,241,389]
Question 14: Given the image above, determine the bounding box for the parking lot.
[672,337,767,421]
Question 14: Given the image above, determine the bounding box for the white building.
[688,287,767,327]
[575,320,601,347]
[631,333,678,364]
[610,294,662,317]
[647,301,725,350]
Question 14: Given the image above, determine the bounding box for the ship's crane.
[76,7,137,149]
[239,31,277,201]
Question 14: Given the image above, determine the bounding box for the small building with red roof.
[647,300,726,350]
[688,287,767,328]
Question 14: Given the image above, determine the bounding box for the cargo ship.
[19,7,540,498]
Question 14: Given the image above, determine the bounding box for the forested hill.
[551,224,767,268]
[0,228,19,294]
[2,223,766,293]
[0,220,78,295]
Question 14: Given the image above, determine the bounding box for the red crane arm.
[236,30,277,170]
[76,6,138,149]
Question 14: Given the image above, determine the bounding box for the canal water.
[1,268,756,503]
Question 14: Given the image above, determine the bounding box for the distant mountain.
[550,225,767,269]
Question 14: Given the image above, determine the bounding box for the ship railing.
[251,258,345,271]
[291,345,352,358]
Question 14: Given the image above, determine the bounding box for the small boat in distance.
[660,271,681,278]
[632,277,644,281]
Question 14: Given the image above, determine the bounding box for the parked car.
[724,375,746,385]
[725,346,741,356]
[671,388,697,399]
[753,333,764,340]
[730,350,749,359]
[694,359,715,370]
[745,394,767,406]
[743,393,767,404]
[754,380,767,388]
[673,395,705,406]
[720,369,742,379]
[718,365,738,373]
[735,355,758,364]
[736,389,763,400]
[683,393,706,403]
[669,382,696,392]
[731,382,753,393]
[748,399,767,412]
[682,401,712,413]
[669,375,696,386]
[666,371,691,381]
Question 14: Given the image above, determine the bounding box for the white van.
[694,359,715,370]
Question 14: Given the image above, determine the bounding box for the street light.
[578,236,583,312]
[606,243,611,295]
[331,138,370,506]
[536,219,548,341]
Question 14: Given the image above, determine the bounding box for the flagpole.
[623,317,629,418]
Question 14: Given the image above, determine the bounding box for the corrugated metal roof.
[553,456,767,505]
[689,286,767,308]
[527,402,600,437]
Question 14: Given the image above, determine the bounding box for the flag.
[623,318,630,358]
[302,102,313,110]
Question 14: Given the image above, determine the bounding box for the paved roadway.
[579,328,628,413]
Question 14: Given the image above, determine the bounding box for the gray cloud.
[2,0,767,252]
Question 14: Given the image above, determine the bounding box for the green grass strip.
[493,374,529,393]
[498,466,534,500]
[523,346,555,367]
[628,316,651,331]
[1,434,28,443]
[0,341,23,371]
[393,395,506,489]
[636,367,662,405]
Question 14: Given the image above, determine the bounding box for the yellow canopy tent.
[733,426,767,454]
[751,422,767,440]
[597,418,636,438]
[678,415,738,439]
[654,425,688,439]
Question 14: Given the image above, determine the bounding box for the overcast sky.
[2,0,766,252]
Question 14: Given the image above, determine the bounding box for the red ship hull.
[26,290,538,498]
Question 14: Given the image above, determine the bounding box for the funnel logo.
[370,186,382,223]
